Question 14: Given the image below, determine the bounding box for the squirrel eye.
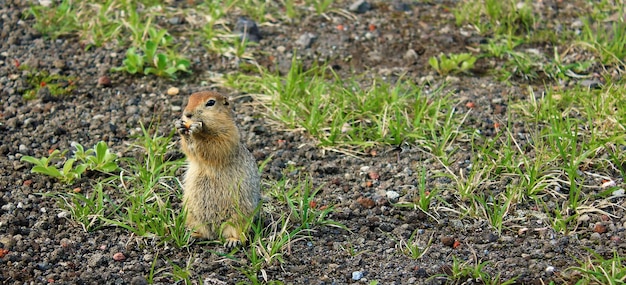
[205,99,216,107]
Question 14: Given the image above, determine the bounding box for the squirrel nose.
[184,112,193,119]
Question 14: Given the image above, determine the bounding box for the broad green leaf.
[145,40,157,61]
[95,141,107,164]
[74,164,88,175]
[156,53,168,71]
[63,158,76,175]
[21,156,46,167]
[32,165,62,178]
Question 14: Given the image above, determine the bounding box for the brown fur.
[176,91,260,246]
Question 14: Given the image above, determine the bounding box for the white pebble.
[352,271,363,280]
[386,191,400,200]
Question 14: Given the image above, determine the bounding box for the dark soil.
[1,0,625,284]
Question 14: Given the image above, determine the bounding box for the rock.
[53,59,66,69]
[0,236,16,249]
[60,238,73,249]
[392,1,411,12]
[593,224,607,234]
[449,219,464,229]
[1,203,15,212]
[577,214,590,222]
[167,87,179,96]
[368,171,380,180]
[579,79,602,89]
[88,253,106,267]
[130,276,148,285]
[235,17,261,42]
[441,236,455,247]
[590,232,602,241]
[349,0,371,13]
[351,271,363,280]
[97,76,111,87]
[168,17,182,25]
[18,144,28,154]
[57,211,69,218]
[113,252,126,261]
[404,49,419,63]
[37,86,54,102]
[357,196,375,209]
[39,0,52,7]
[386,191,400,200]
[296,33,316,49]
[612,189,625,197]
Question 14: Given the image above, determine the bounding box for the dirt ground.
[1,0,624,284]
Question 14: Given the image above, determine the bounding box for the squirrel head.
[182,91,237,137]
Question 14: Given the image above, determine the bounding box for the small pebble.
[97,76,111,87]
[167,87,179,96]
[593,224,607,234]
[357,196,375,209]
[577,214,590,222]
[386,191,400,200]
[590,232,602,241]
[351,271,363,280]
[579,79,602,89]
[296,33,317,49]
[113,252,126,261]
[349,0,371,13]
[368,171,380,180]
[441,236,455,247]
[53,59,66,69]
[235,17,261,42]
[18,144,28,153]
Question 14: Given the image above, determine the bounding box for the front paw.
[188,121,203,134]
[175,119,188,135]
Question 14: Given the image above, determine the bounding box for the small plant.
[54,181,113,231]
[429,53,477,75]
[21,69,77,100]
[567,250,626,284]
[21,150,87,184]
[26,0,79,39]
[435,256,518,285]
[21,141,119,184]
[307,0,334,15]
[112,28,191,78]
[398,230,433,260]
[228,60,458,149]
[273,177,345,231]
[101,123,189,245]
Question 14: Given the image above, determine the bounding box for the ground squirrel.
[175,91,260,247]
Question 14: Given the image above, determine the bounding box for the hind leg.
[221,224,243,248]
[186,213,214,240]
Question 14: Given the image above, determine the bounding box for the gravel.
[1,0,624,284]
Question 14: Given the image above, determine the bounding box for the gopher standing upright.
[175,91,260,247]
